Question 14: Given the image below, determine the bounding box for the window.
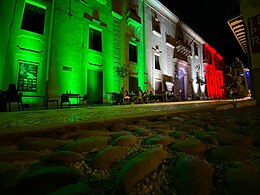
[152,17,161,34]
[89,28,102,52]
[21,2,46,34]
[155,55,160,70]
[194,42,198,57]
[129,43,137,63]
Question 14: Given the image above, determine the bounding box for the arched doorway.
[178,68,185,100]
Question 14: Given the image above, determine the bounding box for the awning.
[227,15,247,54]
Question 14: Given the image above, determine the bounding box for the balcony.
[175,40,192,56]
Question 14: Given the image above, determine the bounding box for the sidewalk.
[0,98,255,133]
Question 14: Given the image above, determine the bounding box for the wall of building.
[48,0,115,104]
[144,0,177,94]
[239,0,260,104]
[0,0,52,106]
[144,0,206,100]
[0,0,146,105]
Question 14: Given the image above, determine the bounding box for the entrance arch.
[178,68,185,100]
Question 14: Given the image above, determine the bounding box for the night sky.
[159,0,248,67]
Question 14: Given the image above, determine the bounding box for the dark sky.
[159,0,248,67]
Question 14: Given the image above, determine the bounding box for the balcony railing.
[175,40,192,56]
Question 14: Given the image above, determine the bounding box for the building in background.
[143,0,206,100]
[0,0,228,107]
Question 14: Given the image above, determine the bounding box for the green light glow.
[25,0,46,10]
[1,0,146,106]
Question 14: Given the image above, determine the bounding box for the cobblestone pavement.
[0,98,259,194]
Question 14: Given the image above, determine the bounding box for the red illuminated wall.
[204,44,225,99]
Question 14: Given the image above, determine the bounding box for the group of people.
[119,87,156,104]
[113,86,179,105]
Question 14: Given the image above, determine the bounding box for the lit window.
[89,28,102,52]
[21,2,46,34]
[129,43,137,63]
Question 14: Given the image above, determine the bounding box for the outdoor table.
[60,93,80,108]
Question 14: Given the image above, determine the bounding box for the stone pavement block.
[235,99,256,108]
[216,103,234,110]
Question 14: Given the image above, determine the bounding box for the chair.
[5,83,23,111]
[111,92,122,105]
[46,97,59,109]
[79,94,89,107]
[60,94,70,108]
[7,92,24,111]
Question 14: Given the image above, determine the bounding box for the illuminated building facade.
[203,44,225,99]
[0,0,226,106]
[0,0,145,105]
[144,0,206,100]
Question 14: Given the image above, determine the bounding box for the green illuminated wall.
[0,0,51,107]
[1,0,121,105]
[49,0,116,103]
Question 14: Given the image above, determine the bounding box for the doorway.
[129,76,138,93]
[87,69,103,104]
[178,69,185,100]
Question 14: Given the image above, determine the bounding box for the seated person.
[6,83,19,102]
[0,83,20,111]
[133,87,143,104]
[124,90,130,103]
[147,91,154,102]
[142,91,148,103]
